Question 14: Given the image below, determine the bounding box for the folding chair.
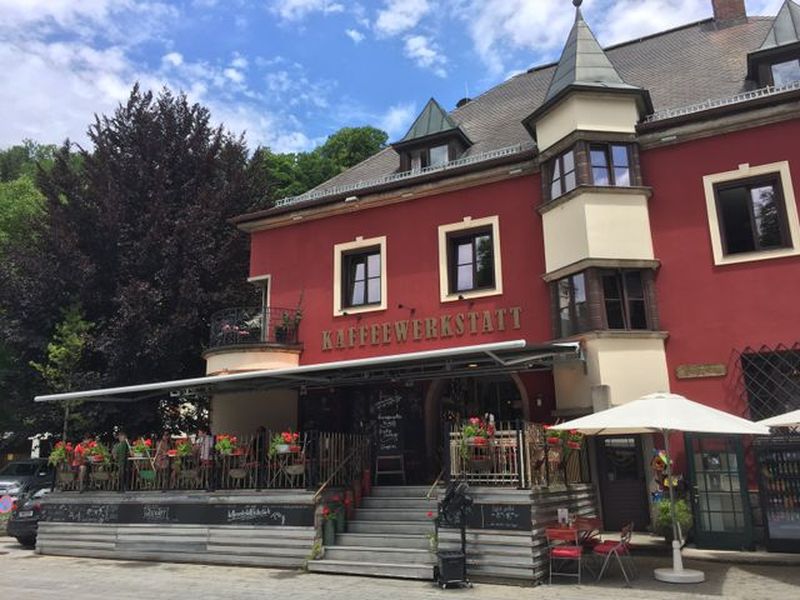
[593,521,637,585]
[546,528,584,584]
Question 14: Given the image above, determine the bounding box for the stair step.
[324,546,434,565]
[370,486,433,498]
[361,497,437,509]
[336,533,431,549]
[347,520,435,535]
[308,559,433,580]
[353,509,432,521]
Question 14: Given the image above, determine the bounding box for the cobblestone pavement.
[2,537,799,600]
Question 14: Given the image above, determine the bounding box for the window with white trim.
[333,236,387,315]
[438,216,503,302]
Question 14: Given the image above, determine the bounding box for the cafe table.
[545,517,603,578]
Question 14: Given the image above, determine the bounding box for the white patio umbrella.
[759,409,800,428]
[549,392,770,584]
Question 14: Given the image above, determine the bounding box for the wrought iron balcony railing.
[208,306,301,349]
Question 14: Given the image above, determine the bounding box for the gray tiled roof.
[307,16,774,198]
[759,0,800,50]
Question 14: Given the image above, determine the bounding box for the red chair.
[546,528,584,584]
[593,521,637,585]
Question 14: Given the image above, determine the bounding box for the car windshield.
[0,463,39,477]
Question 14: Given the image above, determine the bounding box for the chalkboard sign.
[374,392,403,456]
[42,502,314,527]
[458,503,531,532]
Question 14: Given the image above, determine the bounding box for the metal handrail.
[273,142,537,209]
[208,306,301,348]
[313,447,359,502]
[643,80,800,123]
[426,468,445,500]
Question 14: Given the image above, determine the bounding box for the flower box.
[229,468,248,480]
[547,436,562,446]
[91,470,110,481]
[469,457,492,472]
[288,445,302,453]
[91,455,106,464]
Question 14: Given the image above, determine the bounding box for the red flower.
[322,506,331,516]
[144,439,152,447]
[427,511,434,519]
[469,417,481,426]
[569,429,578,435]
[331,495,341,503]
[65,443,73,451]
[231,436,238,444]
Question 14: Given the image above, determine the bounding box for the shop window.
[771,58,800,87]
[550,148,577,200]
[704,161,800,266]
[333,236,387,315]
[714,175,791,255]
[438,215,503,302]
[556,272,589,337]
[590,144,631,187]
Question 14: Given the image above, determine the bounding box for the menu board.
[375,392,403,456]
[41,502,314,527]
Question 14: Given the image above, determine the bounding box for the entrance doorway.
[686,434,753,550]
[596,435,650,531]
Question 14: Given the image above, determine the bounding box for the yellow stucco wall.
[554,335,670,412]
[535,93,639,151]
[204,346,301,376]
[542,190,654,273]
[210,389,298,435]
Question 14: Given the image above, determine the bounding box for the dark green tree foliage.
[250,125,388,208]
[0,87,257,436]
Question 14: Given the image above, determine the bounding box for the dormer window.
[392,98,471,175]
[771,58,800,86]
[429,144,449,167]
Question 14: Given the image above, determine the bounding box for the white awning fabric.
[759,409,800,428]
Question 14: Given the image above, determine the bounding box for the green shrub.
[654,498,693,541]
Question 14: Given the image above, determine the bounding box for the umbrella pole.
[664,431,682,567]
[654,429,704,584]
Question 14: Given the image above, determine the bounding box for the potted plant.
[269,430,299,457]
[86,441,111,465]
[131,438,153,457]
[654,498,693,544]
[329,495,346,533]
[321,505,336,546]
[215,434,238,456]
[544,426,563,447]
[48,441,73,467]
[566,430,583,451]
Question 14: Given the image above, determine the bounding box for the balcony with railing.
[204,306,303,374]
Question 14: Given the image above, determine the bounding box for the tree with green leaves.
[30,305,93,440]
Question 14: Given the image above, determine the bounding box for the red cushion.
[551,546,582,559]
[593,541,629,555]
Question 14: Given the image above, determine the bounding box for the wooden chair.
[546,528,584,584]
[593,521,637,585]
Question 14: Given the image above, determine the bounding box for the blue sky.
[0,0,784,152]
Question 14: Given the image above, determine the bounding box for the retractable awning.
[34,339,581,404]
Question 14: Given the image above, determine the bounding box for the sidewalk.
[629,531,800,566]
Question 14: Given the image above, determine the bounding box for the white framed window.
[438,215,503,303]
[333,236,388,316]
[703,161,800,266]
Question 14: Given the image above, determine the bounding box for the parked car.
[0,459,55,501]
[6,487,51,547]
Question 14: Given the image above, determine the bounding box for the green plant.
[654,498,693,542]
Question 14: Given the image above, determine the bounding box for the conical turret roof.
[399,98,460,143]
[544,6,636,102]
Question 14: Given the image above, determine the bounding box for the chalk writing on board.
[141,505,172,522]
[225,505,286,525]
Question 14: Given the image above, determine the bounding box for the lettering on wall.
[321,306,523,352]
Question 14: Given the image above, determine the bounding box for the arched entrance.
[423,373,528,480]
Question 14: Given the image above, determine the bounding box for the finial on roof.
[573,0,583,7]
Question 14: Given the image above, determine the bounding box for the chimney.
[712,0,747,23]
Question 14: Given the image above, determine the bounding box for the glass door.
[687,434,754,550]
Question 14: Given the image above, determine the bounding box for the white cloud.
[379,101,416,138]
[374,0,430,37]
[269,0,345,22]
[404,34,447,77]
[230,54,248,69]
[223,67,245,83]
[345,28,365,43]
[162,52,184,67]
